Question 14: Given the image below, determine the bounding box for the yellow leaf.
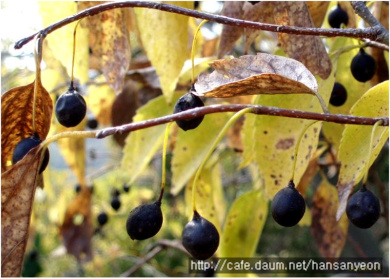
[311,179,348,258]
[219,190,268,257]
[336,81,389,220]
[39,2,89,84]
[121,93,181,184]
[134,1,192,103]
[171,112,231,195]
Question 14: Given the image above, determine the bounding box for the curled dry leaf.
[60,189,93,262]
[194,53,318,98]
[1,148,42,277]
[1,81,53,173]
[273,2,332,80]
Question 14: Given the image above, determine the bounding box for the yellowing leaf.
[194,53,318,98]
[121,93,181,184]
[171,112,230,195]
[307,1,330,27]
[78,2,131,92]
[134,2,192,103]
[336,81,389,220]
[1,81,53,173]
[311,179,348,258]
[86,76,116,126]
[323,37,371,149]
[1,148,42,277]
[39,2,89,84]
[185,163,225,232]
[219,190,268,257]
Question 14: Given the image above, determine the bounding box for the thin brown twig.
[14,1,387,50]
[95,104,389,139]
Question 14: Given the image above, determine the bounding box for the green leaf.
[171,112,231,195]
[322,37,371,149]
[134,1,192,103]
[336,81,389,220]
[219,190,268,257]
[121,93,181,184]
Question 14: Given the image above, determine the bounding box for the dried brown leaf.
[273,2,332,79]
[1,81,53,173]
[1,148,42,277]
[218,1,245,58]
[194,53,318,98]
[307,1,330,27]
[311,180,348,258]
[60,189,93,262]
[338,2,356,28]
[242,1,274,53]
[78,2,131,93]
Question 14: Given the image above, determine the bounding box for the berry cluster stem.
[192,108,252,212]
[70,20,82,88]
[191,20,208,84]
[159,122,172,202]
[32,34,43,133]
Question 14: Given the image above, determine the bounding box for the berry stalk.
[191,20,208,84]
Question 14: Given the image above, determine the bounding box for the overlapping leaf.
[171,112,230,195]
[273,2,332,79]
[194,53,318,98]
[1,148,42,276]
[219,190,268,257]
[134,1,192,103]
[307,1,330,27]
[121,93,181,184]
[1,81,53,173]
[311,180,348,258]
[336,81,389,220]
[78,1,131,92]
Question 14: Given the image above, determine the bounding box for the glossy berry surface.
[350,48,377,82]
[329,82,347,107]
[12,134,49,173]
[271,181,306,227]
[126,201,163,240]
[173,92,204,131]
[123,184,130,193]
[55,88,86,127]
[87,118,98,129]
[111,196,121,211]
[97,212,109,226]
[75,184,81,193]
[346,185,380,229]
[182,211,220,260]
[328,4,349,28]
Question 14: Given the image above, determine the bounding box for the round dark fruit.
[271,181,306,227]
[173,92,204,131]
[111,196,121,211]
[97,212,108,226]
[346,185,380,229]
[329,82,347,107]
[328,4,349,28]
[75,184,81,193]
[350,48,377,82]
[12,134,49,173]
[123,183,130,193]
[55,87,86,127]
[111,188,121,197]
[86,118,98,129]
[126,201,163,240]
[182,211,220,260]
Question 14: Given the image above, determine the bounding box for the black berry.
[97,211,109,226]
[75,184,81,193]
[86,118,98,129]
[126,201,163,240]
[111,196,121,211]
[182,211,219,260]
[350,48,377,82]
[346,185,380,229]
[111,188,121,197]
[12,134,49,173]
[123,183,130,193]
[271,181,306,227]
[328,4,349,28]
[55,87,86,127]
[173,92,204,131]
[329,82,347,107]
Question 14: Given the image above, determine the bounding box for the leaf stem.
[291,120,321,183]
[32,35,43,133]
[192,107,252,212]
[191,20,208,84]
[40,130,96,149]
[362,120,383,185]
